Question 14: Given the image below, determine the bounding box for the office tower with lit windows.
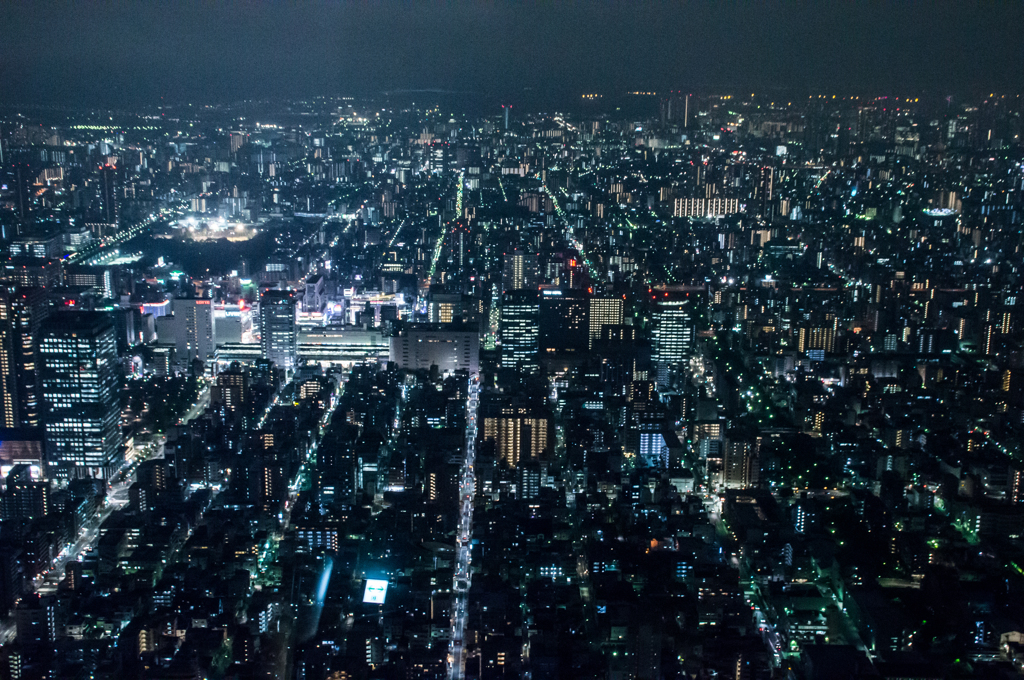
[652,295,696,386]
[501,249,539,292]
[229,131,247,154]
[755,164,774,219]
[260,289,298,373]
[539,288,589,353]
[1,258,62,289]
[481,404,551,468]
[588,296,624,349]
[797,325,836,355]
[10,288,49,428]
[39,312,123,478]
[427,292,462,324]
[0,291,16,429]
[637,418,670,469]
[64,265,115,299]
[499,290,540,374]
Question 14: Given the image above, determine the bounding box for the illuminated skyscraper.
[499,290,539,374]
[721,434,759,490]
[588,296,624,349]
[1011,467,1024,504]
[652,295,695,385]
[539,289,588,353]
[482,405,550,468]
[99,163,119,226]
[10,288,50,428]
[260,290,298,373]
[3,464,49,520]
[212,369,248,419]
[0,291,16,428]
[156,297,215,364]
[39,312,123,478]
[501,249,538,292]
[797,314,838,356]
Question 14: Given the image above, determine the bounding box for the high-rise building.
[99,163,119,226]
[11,162,28,223]
[481,404,550,468]
[588,296,624,349]
[638,420,670,469]
[0,291,17,429]
[500,290,540,374]
[501,249,539,292]
[212,369,248,419]
[518,462,542,500]
[9,233,62,260]
[156,298,215,364]
[539,289,589,353]
[652,294,696,385]
[797,315,838,356]
[1,257,62,288]
[792,495,820,534]
[428,141,449,173]
[755,165,774,219]
[2,465,48,520]
[14,594,56,654]
[672,197,741,218]
[10,288,49,428]
[229,131,248,154]
[721,434,759,490]
[427,293,462,324]
[64,265,115,299]
[39,312,123,478]
[983,323,997,356]
[260,290,298,373]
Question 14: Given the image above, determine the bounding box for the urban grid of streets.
[4,89,1024,679]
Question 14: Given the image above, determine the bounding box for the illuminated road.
[427,171,465,284]
[541,184,596,277]
[33,467,136,596]
[178,381,211,426]
[387,218,408,247]
[68,203,187,265]
[448,376,479,680]
[258,377,344,575]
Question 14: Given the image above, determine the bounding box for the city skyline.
[0,4,1023,679]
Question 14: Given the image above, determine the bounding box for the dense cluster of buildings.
[0,90,1022,678]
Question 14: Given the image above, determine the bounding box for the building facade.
[259,290,298,373]
[500,290,540,374]
[389,323,480,375]
[39,312,123,478]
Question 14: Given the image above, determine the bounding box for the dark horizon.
[2,1,1023,109]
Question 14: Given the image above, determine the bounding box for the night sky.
[2,1,1022,108]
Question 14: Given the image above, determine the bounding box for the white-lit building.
[389,323,479,375]
[156,298,216,364]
